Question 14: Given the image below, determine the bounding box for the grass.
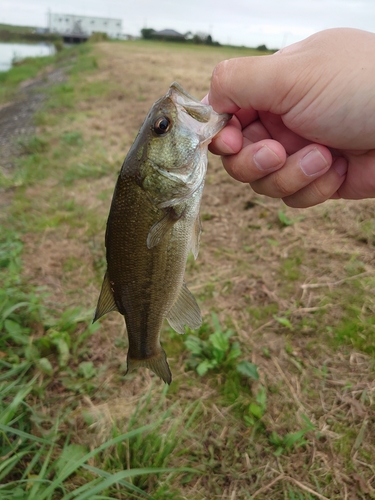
[0,23,36,33]
[0,227,197,497]
[0,47,67,104]
[0,39,374,499]
[0,22,61,45]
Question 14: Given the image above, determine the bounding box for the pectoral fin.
[147,207,182,249]
[93,271,118,322]
[166,282,202,334]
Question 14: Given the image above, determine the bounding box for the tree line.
[141,28,220,45]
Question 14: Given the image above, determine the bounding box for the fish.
[94,82,231,384]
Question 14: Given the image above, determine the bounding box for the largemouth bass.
[94,82,230,384]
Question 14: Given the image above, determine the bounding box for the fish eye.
[153,116,171,135]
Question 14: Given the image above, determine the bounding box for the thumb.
[207,53,294,115]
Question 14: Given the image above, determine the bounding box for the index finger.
[207,55,289,115]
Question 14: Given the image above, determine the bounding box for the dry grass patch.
[1,40,374,499]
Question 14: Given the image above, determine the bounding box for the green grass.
[0,23,36,34]
[0,23,61,45]
[328,275,375,356]
[0,45,204,499]
[0,54,54,103]
[1,39,375,499]
[0,226,199,498]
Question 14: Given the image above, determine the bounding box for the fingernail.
[254,145,282,171]
[300,148,329,176]
[332,157,348,177]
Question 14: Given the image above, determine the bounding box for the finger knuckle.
[271,173,292,197]
[310,176,337,200]
[282,197,305,208]
[223,157,248,183]
[283,177,335,208]
[250,180,267,195]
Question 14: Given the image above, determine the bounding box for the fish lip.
[168,81,231,142]
[205,112,232,140]
[169,81,203,105]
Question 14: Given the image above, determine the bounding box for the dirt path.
[0,66,66,170]
[2,42,375,498]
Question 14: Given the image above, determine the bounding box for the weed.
[184,313,241,376]
[243,385,267,426]
[277,209,305,227]
[236,360,259,380]
[269,415,316,456]
[274,314,294,330]
[0,228,45,340]
[0,226,99,380]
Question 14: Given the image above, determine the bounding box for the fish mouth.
[168,82,231,142]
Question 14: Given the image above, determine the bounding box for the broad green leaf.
[196,359,213,376]
[4,319,30,345]
[184,335,203,356]
[256,386,267,408]
[248,403,264,419]
[209,331,229,354]
[54,338,70,367]
[236,360,259,380]
[283,430,308,449]
[227,342,241,362]
[37,358,54,376]
[78,361,96,379]
[273,315,293,330]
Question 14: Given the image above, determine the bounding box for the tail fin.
[126,349,172,384]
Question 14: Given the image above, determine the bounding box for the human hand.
[205,28,375,207]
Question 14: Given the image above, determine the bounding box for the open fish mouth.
[168,81,231,143]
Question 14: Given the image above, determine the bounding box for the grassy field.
[0,40,374,499]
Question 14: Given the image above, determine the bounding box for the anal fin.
[166,282,202,334]
[93,271,118,322]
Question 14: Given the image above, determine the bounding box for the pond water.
[0,42,55,72]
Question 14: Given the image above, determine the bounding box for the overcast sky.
[2,0,375,48]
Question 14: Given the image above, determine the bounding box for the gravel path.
[0,66,66,171]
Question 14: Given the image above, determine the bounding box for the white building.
[48,12,122,39]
